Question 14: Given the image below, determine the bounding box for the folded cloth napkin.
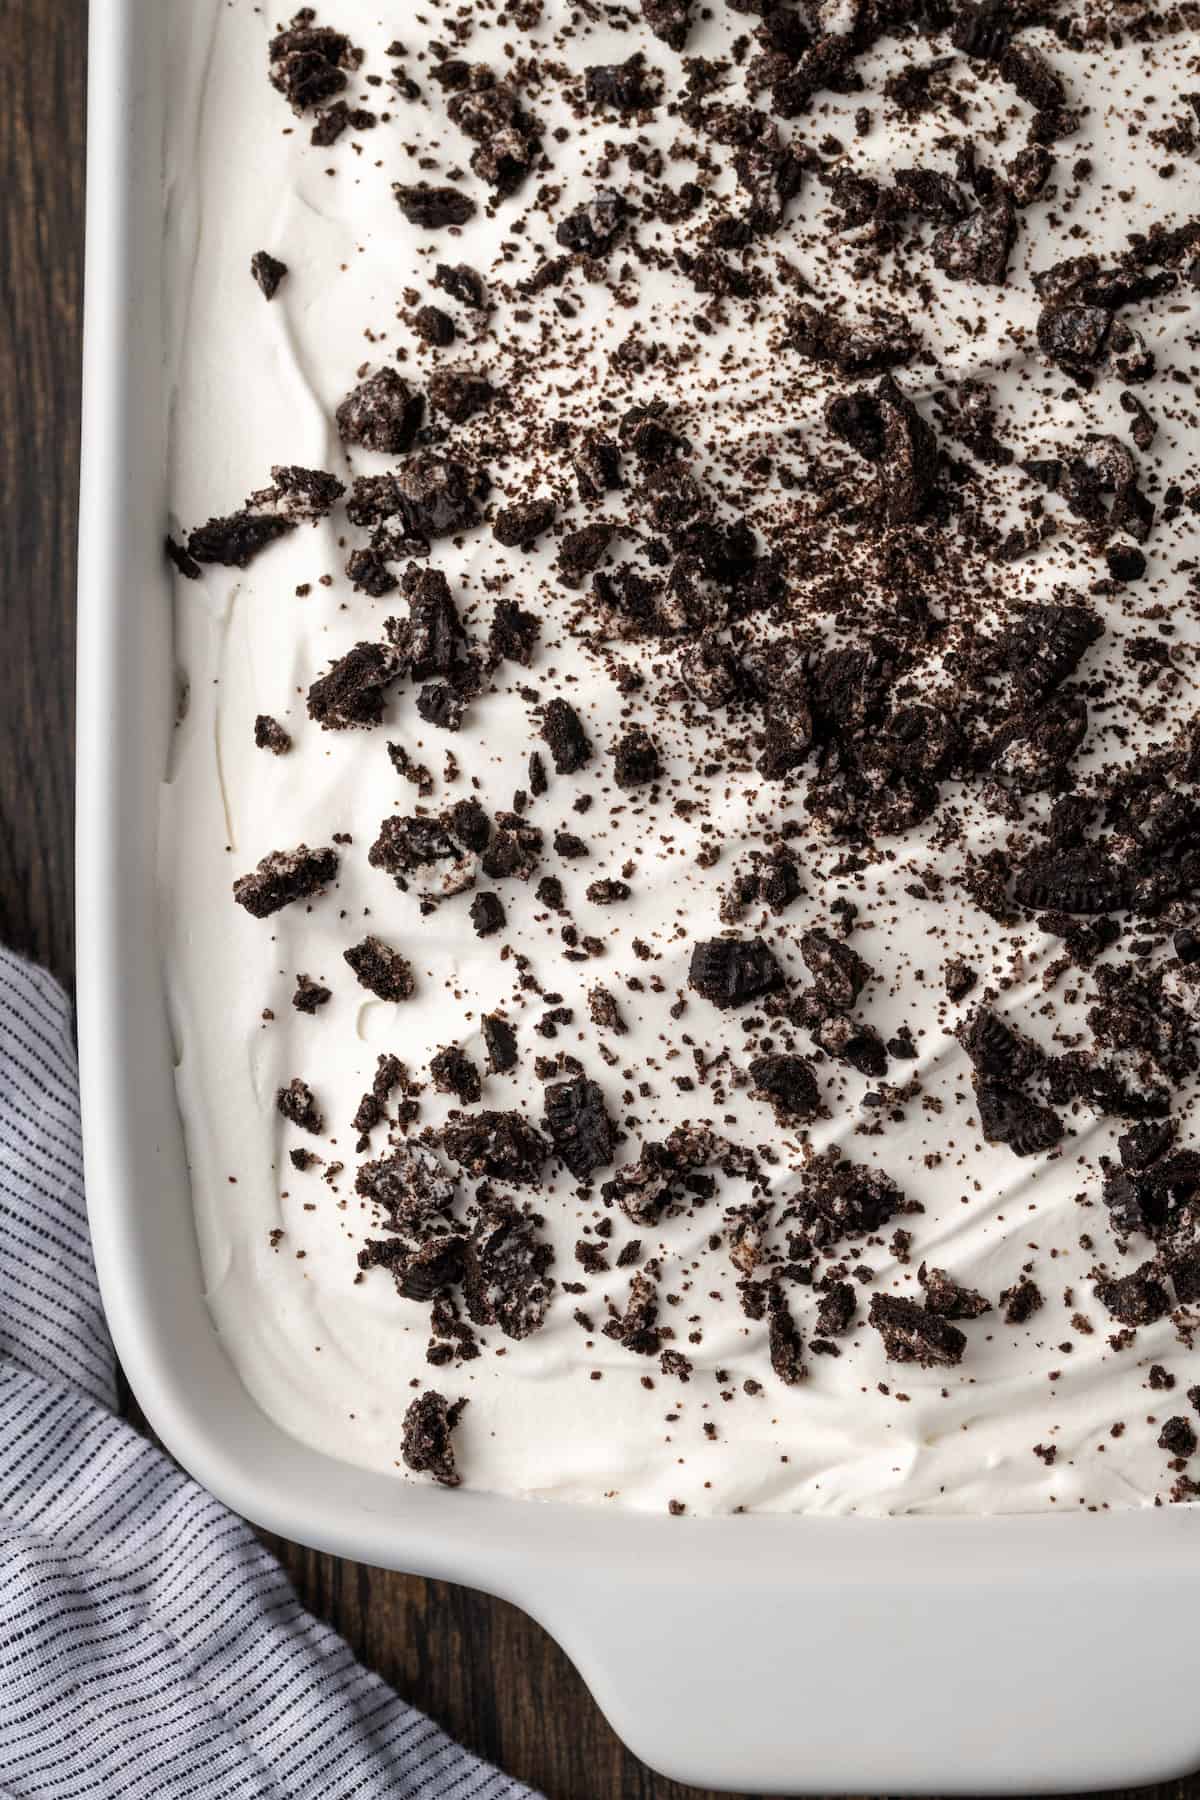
[0,947,540,1799]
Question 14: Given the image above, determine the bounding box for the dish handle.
[527,1527,1200,1795]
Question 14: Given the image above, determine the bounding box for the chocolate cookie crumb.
[433,263,489,310]
[543,1076,617,1177]
[482,1012,518,1074]
[557,524,613,586]
[254,714,292,755]
[689,937,784,1009]
[585,879,629,905]
[251,251,288,299]
[493,497,556,550]
[251,465,345,523]
[357,1141,458,1227]
[557,190,626,259]
[431,1044,482,1103]
[918,1263,991,1319]
[768,1290,806,1385]
[869,1294,966,1367]
[585,53,659,112]
[611,725,662,789]
[393,184,477,229]
[415,304,456,347]
[461,1191,555,1340]
[640,0,690,51]
[187,511,296,569]
[277,1077,323,1135]
[800,930,871,1011]
[749,1053,820,1121]
[1095,1264,1172,1326]
[401,1391,467,1487]
[1158,1416,1197,1458]
[482,820,543,884]
[588,985,626,1034]
[442,1111,548,1184]
[976,1085,1064,1159]
[944,957,977,1002]
[1106,545,1147,584]
[344,935,415,1002]
[165,536,202,581]
[428,367,493,425]
[815,1282,857,1338]
[311,97,377,144]
[233,844,339,918]
[541,698,592,774]
[269,21,359,116]
[488,600,542,666]
[603,1271,663,1355]
[336,369,423,455]
[999,1277,1043,1324]
[308,642,403,731]
[346,547,398,598]
[293,974,331,1014]
[573,431,621,499]
[470,891,506,937]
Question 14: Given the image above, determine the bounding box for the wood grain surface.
[2,3,1195,1796]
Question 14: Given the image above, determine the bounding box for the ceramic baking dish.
[74,3,1200,1790]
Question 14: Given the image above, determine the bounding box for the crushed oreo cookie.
[337,369,423,455]
[344,936,415,1002]
[268,21,360,116]
[293,973,331,1014]
[393,184,477,229]
[442,1111,548,1184]
[308,641,403,731]
[918,1264,991,1319]
[277,1077,323,1135]
[233,845,339,919]
[869,1294,966,1367]
[187,510,295,569]
[251,251,288,299]
[401,1390,467,1486]
[748,1053,820,1121]
[254,715,291,756]
[543,1076,617,1178]
[541,698,592,774]
[689,938,784,1009]
[1094,1263,1172,1327]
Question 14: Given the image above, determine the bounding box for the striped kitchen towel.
[0,946,540,1800]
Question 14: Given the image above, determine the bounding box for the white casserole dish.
[75,3,1200,1789]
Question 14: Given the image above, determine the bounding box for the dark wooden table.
[3,4,1196,1797]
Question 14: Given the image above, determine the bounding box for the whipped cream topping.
[162,0,1200,1512]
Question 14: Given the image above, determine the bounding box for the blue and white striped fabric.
[0,947,540,1799]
